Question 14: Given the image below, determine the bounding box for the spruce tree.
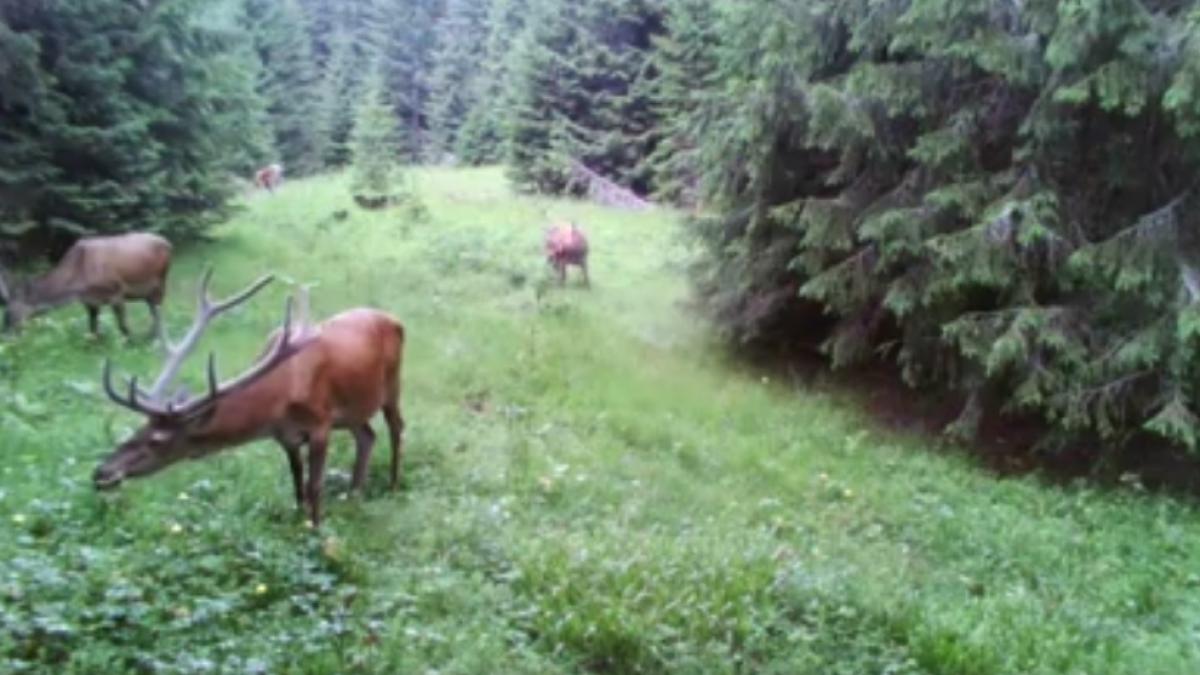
[689,0,1200,454]
[350,72,413,208]
[426,0,492,161]
[506,0,664,194]
[455,0,530,165]
[643,0,721,204]
[305,0,386,167]
[245,0,326,175]
[0,0,269,252]
[380,0,443,160]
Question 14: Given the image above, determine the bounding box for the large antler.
[103,266,275,416]
[171,294,306,421]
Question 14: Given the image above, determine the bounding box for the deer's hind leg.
[383,402,405,491]
[350,424,376,493]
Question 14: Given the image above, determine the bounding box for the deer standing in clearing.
[94,269,406,527]
[0,232,171,338]
[254,163,284,192]
[544,221,589,287]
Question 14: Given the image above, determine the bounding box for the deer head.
[93,267,299,489]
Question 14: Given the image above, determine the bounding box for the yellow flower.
[843,489,853,499]
[322,536,343,560]
[178,492,190,501]
[169,522,183,534]
[255,583,268,596]
[11,514,26,525]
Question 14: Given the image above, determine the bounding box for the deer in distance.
[0,232,171,339]
[94,268,406,527]
[254,163,284,192]
[544,221,590,287]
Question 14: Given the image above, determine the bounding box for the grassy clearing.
[1,168,1199,674]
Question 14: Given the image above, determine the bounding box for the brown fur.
[95,308,406,527]
[544,222,590,286]
[254,164,284,192]
[1,232,171,336]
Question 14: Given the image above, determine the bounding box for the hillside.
[1,169,1198,673]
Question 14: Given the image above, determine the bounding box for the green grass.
[2,167,1199,674]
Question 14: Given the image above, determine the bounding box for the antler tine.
[147,270,275,402]
[206,351,219,401]
[102,359,168,416]
[196,265,216,312]
[177,295,301,421]
[209,274,275,317]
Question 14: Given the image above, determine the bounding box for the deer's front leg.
[85,304,100,337]
[306,428,331,527]
[111,303,131,338]
[275,432,305,512]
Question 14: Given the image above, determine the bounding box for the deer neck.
[190,370,299,450]
[23,269,81,311]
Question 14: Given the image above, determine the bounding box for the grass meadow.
[1,168,1199,673]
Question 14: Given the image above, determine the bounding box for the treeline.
[0,0,671,251]
[7,0,1200,456]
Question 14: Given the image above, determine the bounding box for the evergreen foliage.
[426,0,491,161]
[454,0,530,165]
[643,0,721,204]
[244,0,325,175]
[689,0,1200,454]
[350,72,412,208]
[304,0,386,167]
[506,0,665,194]
[0,0,268,253]
[380,0,442,159]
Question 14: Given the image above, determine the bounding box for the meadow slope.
[1,168,1198,674]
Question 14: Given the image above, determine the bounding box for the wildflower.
[178,492,190,502]
[169,522,183,534]
[843,489,853,499]
[11,514,25,525]
[255,583,268,596]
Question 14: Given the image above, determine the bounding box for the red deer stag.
[0,232,171,338]
[94,270,406,526]
[544,221,590,287]
[254,163,284,192]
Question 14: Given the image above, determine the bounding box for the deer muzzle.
[93,464,125,490]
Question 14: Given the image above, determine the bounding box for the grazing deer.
[544,221,590,287]
[0,232,171,338]
[254,163,284,192]
[94,269,406,527]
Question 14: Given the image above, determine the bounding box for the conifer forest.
[3,1,1200,673]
